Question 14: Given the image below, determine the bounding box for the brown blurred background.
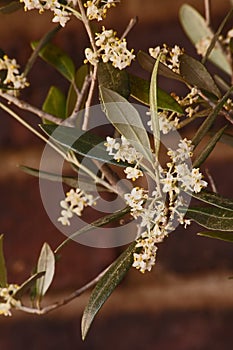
[0,0,233,349]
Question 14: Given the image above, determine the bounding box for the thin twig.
[66,152,117,194]
[63,74,92,127]
[0,92,63,124]
[23,25,61,77]
[220,110,233,125]
[0,102,67,159]
[205,168,217,193]
[82,64,98,130]
[16,265,110,315]
[202,7,233,65]
[204,0,211,26]
[77,0,97,53]
[120,17,138,40]
[92,160,130,198]
[0,102,119,196]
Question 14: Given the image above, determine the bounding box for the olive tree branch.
[63,73,92,127]
[0,91,63,125]
[15,265,110,315]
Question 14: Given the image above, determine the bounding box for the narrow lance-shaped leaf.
[184,206,233,231]
[198,231,233,243]
[0,235,7,288]
[97,62,130,99]
[137,50,185,82]
[24,26,61,77]
[19,165,111,192]
[36,243,55,300]
[193,125,227,168]
[81,242,136,340]
[42,86,66,123]
[179,4,232,76]
[202,8,233,65]
[179,53,221,98]
[192,190,233,212]
[55,206,131,253]
[31,41,75,82]
[13,271,45,300]
[99,86,154,164]
[214,75,231,92]
[129,73,183,114]
[192,86,233,147]
[66,65,89,118]
[41,124,128,167]
[149,56,161,157]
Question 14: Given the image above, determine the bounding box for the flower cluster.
[149,44,184,73]
[105,135,143,180]
[58,188,96,226]
[0,284,21,316]
[105,134,207,273]
[0,55,28,93]
[85,0,119,21]
[148,110,180,135]
[20,0,78,27]
[85,27,135,70]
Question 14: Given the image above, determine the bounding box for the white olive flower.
[0,55,28,93]
[149,44,183,73]
[52,8,70,27]
[0,302,11,316]
[124,166,143,181]
[0,284,21,316]
[85,28,135,70]
[133,237,158,273]
[58,188,96,226]
[85,0,119,21]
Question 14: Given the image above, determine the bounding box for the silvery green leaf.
[36,243,55,299]
[99,86,154,164]
[179,4,232,75]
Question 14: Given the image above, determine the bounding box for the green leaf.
[13,271,45,300]
[0,235,7,288]
[129,74,183,114]
[214,75,231,92]
[99,86,153,164]
[42,86,66,123]
[41,124,127,167]
[192,86,233,147]
[149,57,161,157]
[66,65,89,118]
[202,9,233,65]
[0,0,22,14]
[137,50,185,82]
[19,165,110,192]
[55,206,131,253]
[31,41,75,82]
[36,243,55,299]
[198,231,233,243]
[179,4,232,76]
[179,54,221,98]
[81,242,136,340]
[97,62,130,99]
[24,26,61,77]
[185,206,233,231]
[193,125,227,167]
[191,190,233,212]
